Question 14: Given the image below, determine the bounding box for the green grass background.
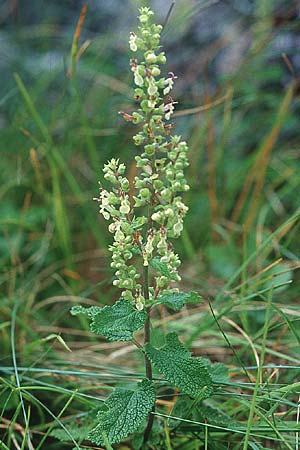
[1,0,300,448]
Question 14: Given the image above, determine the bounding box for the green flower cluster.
[94,6,189,310]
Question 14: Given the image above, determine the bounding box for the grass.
[1,0,300,448]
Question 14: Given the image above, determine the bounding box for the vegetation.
[1,1,300,449]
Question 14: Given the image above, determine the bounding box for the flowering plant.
[94,6,189,311]
[71,6,227,448]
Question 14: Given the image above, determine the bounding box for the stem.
[144,312,152,380]
[143,265,152,379]
[143,264,154,445]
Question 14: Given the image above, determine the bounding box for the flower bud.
[124,251,133,260]
[129,32,137,52]
[134,73,144,87]
[168,151,177,160]
[165,208,174,217]
[173,221,183,236]
[151,67,161,77]
[139,14,148,23]
[166,169,174,179]
[140,99,152,112]
[153,179,163,190]
[157,52,166,64]
[147,82,158,96]
[132,112,144,124]
[123,279,133,289]
[145,52,157,64]
[120,178,129,191]
[120,199,130,214]
[108,223,116,233]
[133,133,145,145]
[160,189,171,201]
[140,188,151,199]
[144,144,156,156]
[134,88,144,100]
[175,161,183,170]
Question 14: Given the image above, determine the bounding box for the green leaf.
[196,403,237,427]
[209,362,230,384]
[88,379,155,446]
[71,305,102,317]
[71,299,147,341]
[149,257,178,281]
[145,333,213,399]
[200,359,230,385]
[156,291,201,311]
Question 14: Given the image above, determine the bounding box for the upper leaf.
[145,333,213,399]
[156,291,201,311]
[88,379,155,446]
[71,299,147,341]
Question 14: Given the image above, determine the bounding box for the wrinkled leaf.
[71,305,102,317]
[71,299,147,341]
[156,291,201,311]
[145,333,213,399]
[88,379,155,446]
[201,358,230,385]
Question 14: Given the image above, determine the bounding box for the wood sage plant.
[71,6,227,449]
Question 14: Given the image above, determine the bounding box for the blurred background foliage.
[1,0,300,448]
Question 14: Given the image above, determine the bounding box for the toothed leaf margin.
[145,333,213,399]
[88,379,155,446]
[71,299,147,341]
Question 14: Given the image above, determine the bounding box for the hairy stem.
[143,264,154,444]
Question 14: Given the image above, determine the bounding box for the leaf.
[156,291,201,311]
[200,359,230,385]
[88,379,155,446]
[209,362,230,384]
[71,299,147,341]
[71,305,103,317]
[196,403,237,428]
[145,333,213,399]
[149,257,178,281]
